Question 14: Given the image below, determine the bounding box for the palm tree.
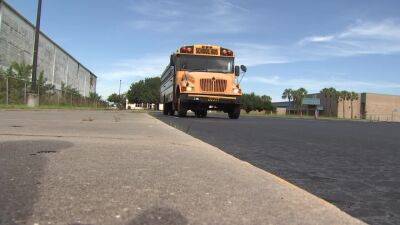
[282,88,294,114]
[339,90,350,118]
[10,62,32,80]
[293,87,308,115]
[320,87,338,117]
[349,92,359,119]
[282,88,294,102]
[328,87,339,116]
[320,88,330,116]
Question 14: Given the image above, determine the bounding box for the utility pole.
[32,0,42,91]
[28,0,42,107]
[119,80,121,96]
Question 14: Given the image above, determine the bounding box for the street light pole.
[28,0,42,107]
[119,80,121,96]
[31,0,42,92]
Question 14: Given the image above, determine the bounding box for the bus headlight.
[186,86,193,91]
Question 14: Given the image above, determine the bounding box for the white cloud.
[231,43,289,66]
[299,19,400,57]
[96,54,170,98]
[100,55,169,81]
[131,0,181,18]
[129,0,249,34]
[232,19,400,68]
[339,20,400,40]
[299,35,335,45]
[243,75,280,85]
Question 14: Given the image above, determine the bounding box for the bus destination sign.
[196,46,218,55]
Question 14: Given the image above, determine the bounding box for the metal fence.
[0,76,107,108]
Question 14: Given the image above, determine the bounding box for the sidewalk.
[0,111,365,225]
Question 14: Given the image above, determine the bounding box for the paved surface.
[153,112,400,225]
[0,110,363,225]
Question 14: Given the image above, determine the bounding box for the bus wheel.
[228,105,240,119]
[178,108,187,117]
[167,103,174,116]
[195,109,207,118]
[163,104,168,115]
[177,100,187,117]
[200,109,207,118]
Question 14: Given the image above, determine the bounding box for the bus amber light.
[221,48,233,56]
[180,46,194,54]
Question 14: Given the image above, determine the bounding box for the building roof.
[272,101,294,108]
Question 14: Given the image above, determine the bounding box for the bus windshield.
[176,55,234,73]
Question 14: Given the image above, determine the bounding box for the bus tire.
[177,99,187,117]
[195,109,207,118]
[200,109,207,118]
[163,103,168,115]
[167,103,174,116]
[228,105,240,119]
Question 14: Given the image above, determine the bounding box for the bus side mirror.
[240,65,247,73]
[235,66,240,76]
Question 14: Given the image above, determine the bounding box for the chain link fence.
[0,76,107,108]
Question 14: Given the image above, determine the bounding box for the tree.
[108,93,125,109]
[61,82,80,97]
[0,67,5,77]
[126,77,161,104]
[241,93,256,113]
[2,62,34,104]
[11,62,32,80]
[320,87,338,117]
[320,88,330,116]
[339,90,350,118]
[349,92,359,119]
[89,92,102,102]
[37,71,55,97]
[260,95,274,112]
[282,88,294,103]
[240,93,273,113]
[292,87,308,115]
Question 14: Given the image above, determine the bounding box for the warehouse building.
[0,0,96,97]
[274,92,400,122]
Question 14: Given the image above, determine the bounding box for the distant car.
[109,104,118,110]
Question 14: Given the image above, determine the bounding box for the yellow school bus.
[160,44,246,119]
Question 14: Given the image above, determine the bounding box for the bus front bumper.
[180,93,241,105]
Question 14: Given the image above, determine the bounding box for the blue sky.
[7,0,400,101]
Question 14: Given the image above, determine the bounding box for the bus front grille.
[200,79,227,92]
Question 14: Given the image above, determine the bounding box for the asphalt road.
[152,112,400,225]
